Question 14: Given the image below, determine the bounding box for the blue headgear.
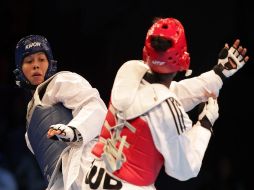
[13,35,57,89]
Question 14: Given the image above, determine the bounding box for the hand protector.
[213,40,247,78]
[48,124,82,142]
[198,97,219,132]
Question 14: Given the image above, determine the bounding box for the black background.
[0,0,253,189]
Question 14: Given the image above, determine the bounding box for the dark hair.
[150,36,172,52]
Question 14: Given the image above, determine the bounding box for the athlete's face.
[22,52,49,86]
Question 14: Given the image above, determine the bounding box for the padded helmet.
[13,35,57,88]
[143,18,190,74]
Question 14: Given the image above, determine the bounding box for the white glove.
[213,39,248,79]
[198,97,219,131]
[47,124,82,142]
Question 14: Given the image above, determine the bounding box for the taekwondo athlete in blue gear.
[13,35,107,190]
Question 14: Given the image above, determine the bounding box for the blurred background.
[0,0,253,189]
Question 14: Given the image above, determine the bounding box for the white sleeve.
[146,98,211,181]
[170,70,223,112]
[42,72,107,144]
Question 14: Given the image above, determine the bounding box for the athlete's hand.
[197,97,219,133]
[198,97,219,125]
[47,124,82,142]
[213,39,249,79]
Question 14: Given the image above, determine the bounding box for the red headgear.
[143,18,190,74]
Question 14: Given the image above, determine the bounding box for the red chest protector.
[92,103,164,186]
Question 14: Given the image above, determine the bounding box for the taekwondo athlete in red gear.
[85,18,249,189]
[13,35,107,190]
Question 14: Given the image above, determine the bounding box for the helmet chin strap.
[19,81,37,90]
[13,68,37,90]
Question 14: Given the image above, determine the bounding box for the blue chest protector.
[27,103,72,185]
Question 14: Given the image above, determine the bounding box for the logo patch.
[25,42,41,49]
[152,60,165,65]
